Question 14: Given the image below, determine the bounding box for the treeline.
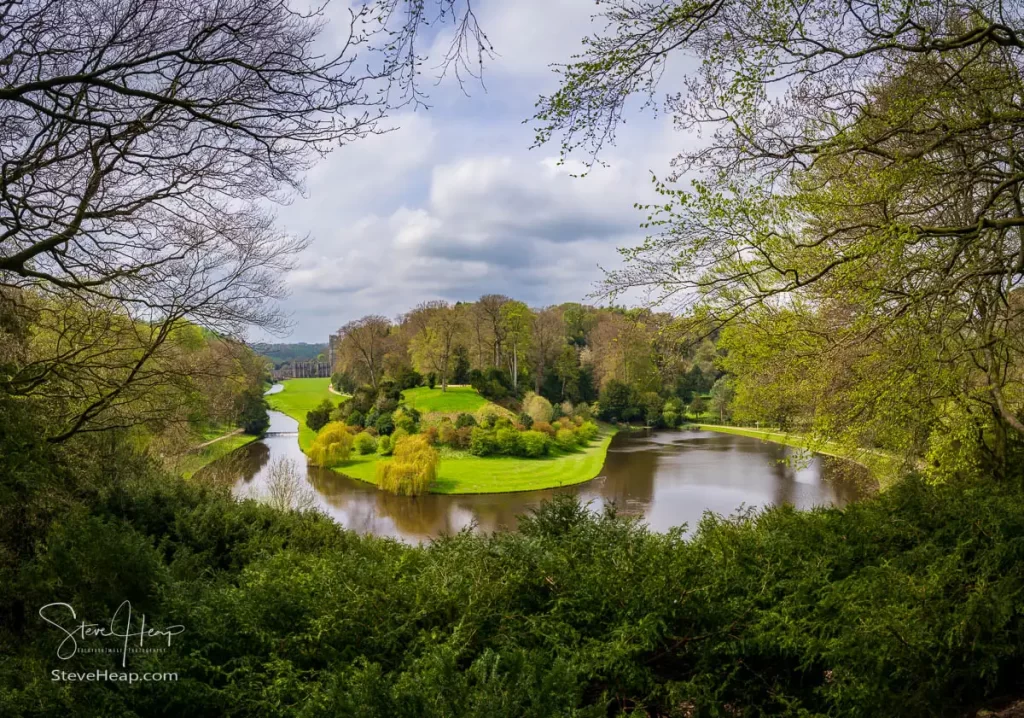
[0,289,270,467]
[331,297,725,426]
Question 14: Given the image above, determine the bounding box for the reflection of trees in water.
[200,441,269,486]
[598,440,657,513]
[820,458,875,505]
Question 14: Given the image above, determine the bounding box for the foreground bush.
[307,421,353,467]
[7,470,1024,717]
[375,434,440,495]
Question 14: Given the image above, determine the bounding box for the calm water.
[214,401,872,543]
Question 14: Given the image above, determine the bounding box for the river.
[215,396,872,543]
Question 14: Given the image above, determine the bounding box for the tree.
[408,301,464,392]
[307,422,354,468]
[554,345,581,401]
[500,301,533,394]
[306,399,335,433]
[335,316,392,390]
[476,295,511,368]
[375,434,440,496]
[1,0,491,442]
[709,376,736,423]
[237,389,270,436]
[529,308,566,394]
[534,0,1024,476]
[451,345,472,384]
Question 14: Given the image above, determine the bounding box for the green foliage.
[305,397,335,432]
[392,407,418,434]
[10,437,1024,718]
[469,427,497,457]
[376,434,393,456]
[354,431,377,455]
[523,391,554,424]
[375,434,440,495]
[555,428,578,451]
[236,388,270,435]
[519,430,551,457]
[374,412,395,436]
[455,412,477,429]
[517,412,534,429]
[495,427,521,456]
[307,421,353,467]
[577,421,599,443]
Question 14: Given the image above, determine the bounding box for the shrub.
[453,426,473,449]
[469,427,497,456]
[557,417,573,429]
[455,413,477,429]
[523,392,554,424]
[375,413,395,436]
[305,398,334,432]
[376,434,392,456]
[391,427,409,446]
[392,407,417,433]
[559,400,574,417]
[427,372,437,389]
[578,421,599,442]
[495,427,521,456]
[573,402,593,421]
[423,425,439,445]
[519,430,551,457]
[307,422,353,467]
[555,428,578,451]
[437,423,457,446]
[346,409,364,428]
[518,412,534,429]
[662,410,680,428]
[533,421,555,438]
[375,434,440,496]
[354,431,377,455]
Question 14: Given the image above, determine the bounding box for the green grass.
[265,378,341,449]
[268,379,618,494]
[694,424,898,485]
[178,433,258,479]
[401,385,490,414]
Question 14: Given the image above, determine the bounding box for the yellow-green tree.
[375,434,440,496]
[308,422,354,468]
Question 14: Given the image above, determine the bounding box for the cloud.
[258,0,690,342]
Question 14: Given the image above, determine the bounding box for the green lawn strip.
[693,424,897,484]
[179,432,259,479]
[332,427,618,494]
[400,385,491,413]
[267,379,619,494]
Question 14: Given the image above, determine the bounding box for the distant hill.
[252,342,328,368]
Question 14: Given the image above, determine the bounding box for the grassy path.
[693,424,898,485]
[266,379,618,494]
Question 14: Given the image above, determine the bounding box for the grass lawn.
[694,424,897,485]
[265,378,342,449]
[401,385,490,414]
[178,432,259,479]
[267,379,618,494]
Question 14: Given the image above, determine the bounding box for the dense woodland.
[4,0,1024,715]
[330,298,724,427]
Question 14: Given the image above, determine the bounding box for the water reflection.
[211,409,873,544]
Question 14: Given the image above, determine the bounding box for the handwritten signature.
[39,601,185,667]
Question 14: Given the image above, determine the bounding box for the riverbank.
[266,379,618,494]
[692,423,898,485]
[177,430,259,479]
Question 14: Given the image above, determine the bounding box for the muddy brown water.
[211,398,872,543]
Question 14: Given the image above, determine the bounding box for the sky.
[270,0,686,343]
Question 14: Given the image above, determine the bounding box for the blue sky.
[271,0,684,342]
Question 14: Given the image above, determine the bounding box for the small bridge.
[264,431,299,437]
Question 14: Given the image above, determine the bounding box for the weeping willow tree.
[376,434,440,496]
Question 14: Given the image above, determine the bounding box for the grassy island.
[265,379,617,494]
